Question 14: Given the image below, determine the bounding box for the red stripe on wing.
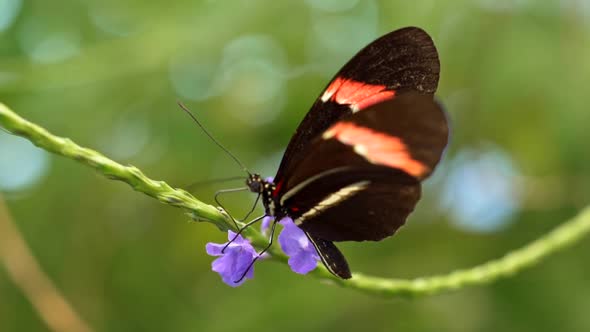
[323,122,428,178]
[272,179,284,198]
[321,77,396,111]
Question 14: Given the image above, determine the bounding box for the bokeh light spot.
[169,57,219,101]
[18,20,81,64]
[306,0,378,76]
[88,4,138,37]
[169,34,288,126]
[0,0,21,31]
[217,35,287,106]
[100,117,150,161]
[0,132,50,192]
[28,35,80,63]
[440,145,521,233]
[179,34,288,126]
[221,58,284,106]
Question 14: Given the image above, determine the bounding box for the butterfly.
[240,26,449,279]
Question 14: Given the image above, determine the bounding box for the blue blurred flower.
[278,217,320,274]
[206,231,258,287]
[440,145,520,233]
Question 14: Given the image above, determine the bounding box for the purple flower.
[206,214,321,286]
[278,217,320,274]
[261,216,273,234]
[206,231,258,287]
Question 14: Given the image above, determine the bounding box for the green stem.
[1,103,589,298]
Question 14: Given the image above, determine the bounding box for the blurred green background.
[1,0,590,331]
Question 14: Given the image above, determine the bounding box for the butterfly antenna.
[185,175,246,192]
[178,102,251,176]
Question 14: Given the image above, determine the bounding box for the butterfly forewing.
[331,26,439,91]
[278,94,449,196]
[274,27,440,182]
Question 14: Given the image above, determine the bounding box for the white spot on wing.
[294,180,370,225]
[322,128,336,140]
[353,144,368,157]
[321,89,335,102]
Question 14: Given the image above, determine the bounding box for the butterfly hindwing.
[274,27,440,182]
[305,233,352,279]
[283,166,421,242]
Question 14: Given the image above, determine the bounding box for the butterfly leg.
[214,187,249,230]
[238,192,261,222]
[221,214,266,253]
[234,218,278,283]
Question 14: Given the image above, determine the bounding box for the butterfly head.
[246,174,279,216]
[246,174,265,193]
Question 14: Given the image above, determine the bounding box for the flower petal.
[288,252,318,274]
[205,242,226,256]
[211,255,231,275]
[278,218,309,255]
[232,248,256,280]
[227,231,248,245]
[278,217,320,274]
[206,231,259,287]
[261,216,273,234]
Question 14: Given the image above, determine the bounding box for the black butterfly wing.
[305,233,352,279]
[275,94,447,279]
[282,165,421,242]
[288,166,420,280]
[274,27,440,182]
[276,94,448,239]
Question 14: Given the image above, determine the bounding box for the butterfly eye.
[246,178,261,193]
